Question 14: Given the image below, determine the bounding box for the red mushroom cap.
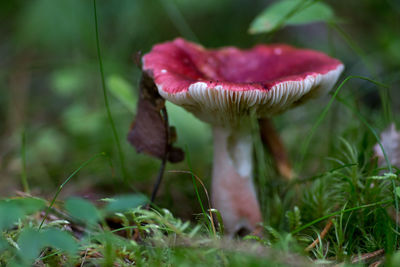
[143,38,344,125]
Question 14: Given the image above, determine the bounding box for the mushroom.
[142,38,344,235]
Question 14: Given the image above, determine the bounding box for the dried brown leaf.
[127,71,184,163]
[168,147,184,163]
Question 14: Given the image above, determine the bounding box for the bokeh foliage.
[1,1,400,264]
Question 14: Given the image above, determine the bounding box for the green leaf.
[17,228,43,263]
[265,226,282,241]
[209,208,224,235]
[107,74,137,113]
[0,236,9,252]
[396,187,400,199]
[41,228,78,255]
[65,197,101,226]
[104,194,148,213]
[286,206,302,231]
[0,198,45,230]
[249,0,335,34]
[11,197,46,214]
[93,231,127,247]
[18,228,78,264]
[369,173,397,180]
[0,203,22,230]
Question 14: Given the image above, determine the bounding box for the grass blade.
[328,22,393,125]
[336,95,398,248]
[184,146,216,236]
[291,199,392,234]
[20,128,30,194]
[93,0,128,183]
[296,75,389,172]
[38,152,107,230]
[159,0,198,42]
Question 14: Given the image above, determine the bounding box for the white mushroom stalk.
[212,124,262,234]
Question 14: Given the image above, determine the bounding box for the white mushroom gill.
[157,65,344,127]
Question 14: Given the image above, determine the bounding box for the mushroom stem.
[259,118,293,180]
[211,125,262,235]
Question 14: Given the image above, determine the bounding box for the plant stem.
[329,22,393,125]
[336,95,398,248]
[149,107,169,204]
[185,145,213,233]
[297,75,389,172]
[93,0,128,184]
[20,129,30,194]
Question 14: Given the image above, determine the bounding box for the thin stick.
[150,156,168,204]
[305,219,333,252]
[369,260,383,267]
[20,129,30,193]
[149,107,169,204]
[351,249,384,264]
[80,249,89,267]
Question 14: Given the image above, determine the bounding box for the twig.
[351,249,384,264]
[305,219,333,252]
[369,259,383,267]
[149,107,170,204]
[80,248,88,267]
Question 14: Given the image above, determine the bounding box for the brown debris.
[351,249,384,264]
[305,219,333,252]
[128,71,185,203]
[369,260,383,267]
[127,71,184,163]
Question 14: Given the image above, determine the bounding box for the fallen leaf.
[127,71,184,163]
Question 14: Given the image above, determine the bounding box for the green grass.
[2,75,399,265]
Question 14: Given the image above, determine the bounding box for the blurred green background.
[1,0,399,221]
